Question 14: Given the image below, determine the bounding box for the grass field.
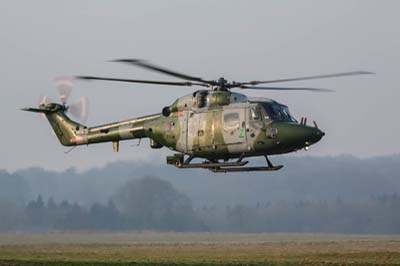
[0,232,399,265]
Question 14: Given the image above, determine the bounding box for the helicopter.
[22,59,373,172]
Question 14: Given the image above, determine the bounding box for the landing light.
[304,141,310,151]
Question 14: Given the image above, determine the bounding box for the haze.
[0,0,399,171]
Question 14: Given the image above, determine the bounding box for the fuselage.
[42,89,324,160]
[145,90,324,160]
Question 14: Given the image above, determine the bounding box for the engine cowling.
[162,106,171,117]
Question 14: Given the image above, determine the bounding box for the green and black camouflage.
[31,90,324,162]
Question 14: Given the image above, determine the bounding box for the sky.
[0,0,399,171]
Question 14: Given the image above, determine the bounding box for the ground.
[0,232,399,265]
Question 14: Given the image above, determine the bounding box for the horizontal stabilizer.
[21,107,51,113]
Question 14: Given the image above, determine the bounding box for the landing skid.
[209,165,283,173]
[175,161,249,169]
[166,154,283,173]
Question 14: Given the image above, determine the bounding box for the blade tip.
[75,76,92,81]
[357,71,375,75]
[110,59,143,63]
[317,88,335,92]
[365,71,375,75]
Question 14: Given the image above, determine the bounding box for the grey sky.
[0,0,399,171]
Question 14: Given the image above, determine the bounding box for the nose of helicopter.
[272,122,325,150]
[298,124,325,147]
[309,127,325,143]
[300,124,325,146]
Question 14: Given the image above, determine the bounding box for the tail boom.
[46,111,159,147]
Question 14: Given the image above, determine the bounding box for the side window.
[250,107,261,120]
[195,91,208,108]
[224,112,240,131]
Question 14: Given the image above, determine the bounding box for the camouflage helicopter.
[22,60,372,172]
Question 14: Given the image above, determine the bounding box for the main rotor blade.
[240,86,334,92]
[112,59,214,85]
[234,71,374,87]
[76,76,209,87]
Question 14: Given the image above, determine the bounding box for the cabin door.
[222,108,247,144]
[187,111,217,152]
[187,111,201,152]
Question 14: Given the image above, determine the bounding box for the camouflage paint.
[34,89,324,160]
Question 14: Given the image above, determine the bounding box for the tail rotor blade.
[54,76,73,104]
[69,96,90,123]
[38,95,52,107]
[37,95,53,118]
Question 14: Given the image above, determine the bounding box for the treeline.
[0,195,123,231]
[0,177,205,232]
[199,194,400,234]
[1,176,400,233]
[12,155,400,207]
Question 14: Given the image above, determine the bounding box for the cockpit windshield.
[262,103,296,122]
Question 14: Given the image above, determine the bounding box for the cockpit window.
[262,103,296,122]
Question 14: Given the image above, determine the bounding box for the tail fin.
[45,111,87,146]
[22,103,88,146]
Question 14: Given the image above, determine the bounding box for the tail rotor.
[55,76,73,105]
[68,96,90,124]
[54,76,90,123]
[25,77,90,124]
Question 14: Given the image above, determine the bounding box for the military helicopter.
[22,59,372,172]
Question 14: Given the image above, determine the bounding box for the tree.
[114,176,204,231]
[89,200,121,230]
[0,200,23,231]
[26,195,46,228]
